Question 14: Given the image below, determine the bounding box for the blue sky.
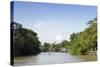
[13,1,97,44]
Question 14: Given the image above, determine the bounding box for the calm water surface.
[14,52,83,66]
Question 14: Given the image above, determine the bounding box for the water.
[14,52,83,66]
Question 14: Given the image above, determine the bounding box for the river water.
[14,52,83,66]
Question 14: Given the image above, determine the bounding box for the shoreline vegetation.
[12,17,97,61]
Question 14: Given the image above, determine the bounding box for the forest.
[12,18,97,57]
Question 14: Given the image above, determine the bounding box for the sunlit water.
[14,52,83,66]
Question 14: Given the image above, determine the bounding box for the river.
[14,52,83,66]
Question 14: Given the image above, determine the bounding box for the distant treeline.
[40,42,66,52]
[12,22,41,57]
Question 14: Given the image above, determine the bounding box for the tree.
[65,18,97,55]
[12,22,41,56]
[41,42,51,52]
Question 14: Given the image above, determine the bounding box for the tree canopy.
[12,22,41,57]
[65,18,97,55]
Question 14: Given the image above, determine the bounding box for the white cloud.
[55,35,63,41]
[31,21,73,44]
[54,34,65,43]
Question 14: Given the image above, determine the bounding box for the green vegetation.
[41,18,97,56]
[41,42,61,52]
[41,40,70,52]
[64,18,97,55]
[41,42,51,52]
[12,18,97,57]
[12,22,41,57]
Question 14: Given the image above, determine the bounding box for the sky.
[12,1,97,44]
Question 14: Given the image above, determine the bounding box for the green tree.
[65,18,97,55]
[41,42,51,52]
[12,22,41,57]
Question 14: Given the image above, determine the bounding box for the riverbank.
[76,54,97,62]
